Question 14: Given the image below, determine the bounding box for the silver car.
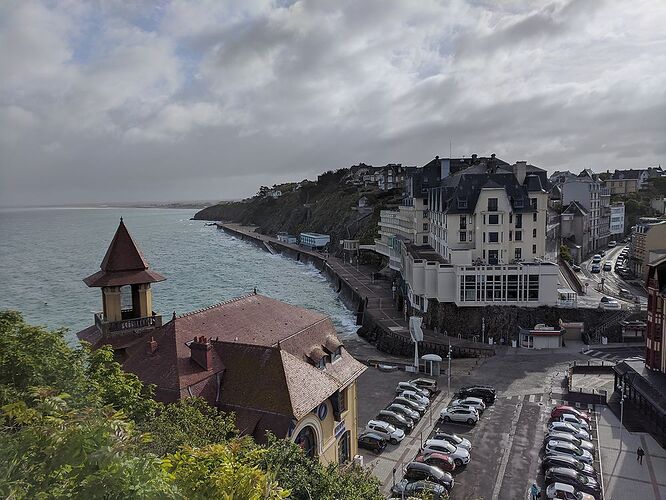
[545,440,593,464]
[432,432,471,451]
[548,421,590,440]
[387,403,421,422]
[439,406,479,424]
[421,438,471,466]
[450,397,486,414]
[400,390,430,407]
[396,381,431,398]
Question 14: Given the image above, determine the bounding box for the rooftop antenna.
[449,138,452,159]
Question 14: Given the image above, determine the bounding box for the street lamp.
[447,343,452,396]
[619,379,626,452]
[482,317,486,345]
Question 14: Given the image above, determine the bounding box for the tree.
[559,245,572,263]
[140,398,237,456]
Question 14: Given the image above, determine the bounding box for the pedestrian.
[637,446,645,465]
[530,482,540,500]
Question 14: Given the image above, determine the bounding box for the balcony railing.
[94,312,162,336]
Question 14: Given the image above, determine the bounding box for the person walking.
[530,482,541,500]
[637,447,645,465]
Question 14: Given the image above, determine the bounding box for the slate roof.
[83,219,166,287]
[562,200,589,216]
[611,169,645,180]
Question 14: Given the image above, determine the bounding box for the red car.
[414,452,456,472]
[551,405,591,423]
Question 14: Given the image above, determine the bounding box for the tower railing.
[94,312,162,336]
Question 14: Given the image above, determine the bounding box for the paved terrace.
[215,222,494,356]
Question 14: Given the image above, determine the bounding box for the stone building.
[77,219,365,465]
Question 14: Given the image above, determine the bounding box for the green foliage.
[140,398,238,456]
[261,435,383,500]
[559,244,572,263]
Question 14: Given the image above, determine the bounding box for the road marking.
[600,353,612,359]
[491,402,523,500]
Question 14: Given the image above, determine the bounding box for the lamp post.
[447,343,452,396]
[482,317,486,345]
[619,379,626,453]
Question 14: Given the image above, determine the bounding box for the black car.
[541,455,597,479]
[376,410,414,433]
[357,432,387,453]
[458,385,496,404]
[390,480,448,499]
[403,462,454,491]
[545,467,601,498]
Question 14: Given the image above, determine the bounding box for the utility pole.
[447,343,452,396]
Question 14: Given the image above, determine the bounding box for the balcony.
[94,310,162,336]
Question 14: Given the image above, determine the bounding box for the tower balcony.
[94,310,162,336]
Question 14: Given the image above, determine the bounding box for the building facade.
[629,219,666,278]
[77,220,365,465]
[605,169,649,195]
[300,233,331,249]
[560,201,591,263]
[610,202,625,236]
[646,255,666,373]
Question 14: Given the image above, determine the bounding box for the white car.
[545,482,596,500]
[548,421,590,440]
[396,381,430,398]
[450,397,486,414]
[421,439,470,466]
[599,296,621,310]
[559,413,590,431]
[364,420,405,445]
[439,406,479,424]
[432,431,471,450]
[400,390,430,407]
[545,440,593,464]
[592,254,601,263]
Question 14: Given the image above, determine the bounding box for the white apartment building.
[610,202,625,236]
[376,158,558,309]
[551,169,611,251]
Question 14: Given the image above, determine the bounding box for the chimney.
[189,335,212,370]
[147,336,158,355]
[514,161,527,185]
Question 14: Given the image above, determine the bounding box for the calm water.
[0,207,357,343]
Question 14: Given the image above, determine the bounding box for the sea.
[0,207,358,344]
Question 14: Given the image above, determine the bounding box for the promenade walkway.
[216,223,493,356]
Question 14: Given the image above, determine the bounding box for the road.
[578,244,647,309]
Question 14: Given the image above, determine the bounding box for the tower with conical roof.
[82,218,165,341]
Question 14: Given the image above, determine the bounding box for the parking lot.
[356,347,605,498]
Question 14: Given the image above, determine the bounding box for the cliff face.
[193,172,400,248]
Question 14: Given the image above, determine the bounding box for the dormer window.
[514,199,524,208]
[457,198,467,209]
[317,358,326,370]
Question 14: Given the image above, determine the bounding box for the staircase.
[588,310,632,343]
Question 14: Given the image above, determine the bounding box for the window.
[423,235,428,244]
[459,231,467,242]
[459,215,466,230]
[488,250,499,265]
[488,214,499,225]
[295,426,318,458]
[488,198,498,211]
[530,198,537,209]
[533,213,537,222]
[515,214,523,228]
[515,199,524,208]
[509,230,513,241]
[509,213,513,223]
[423,222,428,231]
[338,431,351,464]
[532,244,537,254]
[340,387,348,412]
[528,274,539,301]
[457,198,467,209]
[483,232,486,243]
[515,248,522,260]
[515,230,522,241]
[533,228,537,238]
[489,232,499,243]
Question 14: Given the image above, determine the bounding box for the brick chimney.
[189,336,212,370]
[146,336,158,355]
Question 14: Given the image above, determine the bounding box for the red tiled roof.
[83,219,165,287]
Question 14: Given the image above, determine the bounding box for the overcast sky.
[1,0,665,206]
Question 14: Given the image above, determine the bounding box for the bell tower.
[83,218,166,337]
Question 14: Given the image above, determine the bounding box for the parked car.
[387,403,421,423]
[608,240,616,247]
[357,432,387,453]
[421,439,471,466]
[431,432,472,451]
[545,440,593,464]
[457,385,496,404]
[396,381,431,398]
[450,397,486,414]
[592,254,601,263]
[599,296,621,310]
[618,268,631,278]
[376,410,414,433]
[572,264,582,272]
[591,263,601,273]
[393,396,427,415]
[619,288,632,298]
[440,406,479,425]
[548,421,591,440]
[551,406,591,423]
[603,262,612,272]
[545,467,601,497]
[541,455,597,479]
[410,377,438,393]
[403,462,455,491]
[414,452,456,472]
[399,390,430,407]
[558,414,590,431]
[390,479,448,499]
[364,420,405,445]
[544,432,595,452]
[545,482,596,500]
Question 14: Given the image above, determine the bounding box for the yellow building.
[77,219,366,465]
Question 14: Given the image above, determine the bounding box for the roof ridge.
[176,292,257,319]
